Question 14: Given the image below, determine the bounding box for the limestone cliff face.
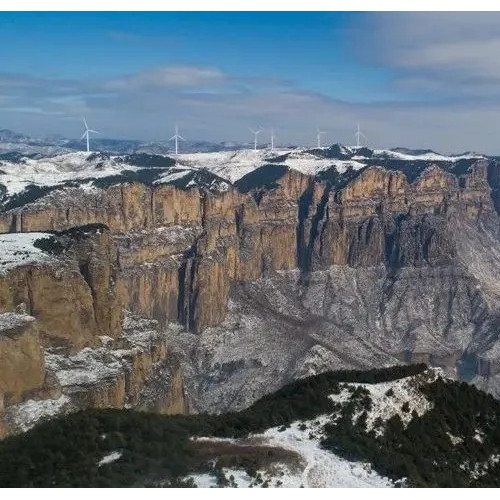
[1,158,500,435]
[0,161,495,335]
[0,314,44,405]
[0,229,122,351]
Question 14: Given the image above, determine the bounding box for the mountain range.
[1,133,500,487]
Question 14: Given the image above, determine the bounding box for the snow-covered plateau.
[0,145,485,202]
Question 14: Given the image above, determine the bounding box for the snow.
[3,312,169,435]
[155,168,193,184]
[0,146,485,208]
[174,148,369,182]
[97,451,122,467]
[329,371,438,434]
[4,395,72,433]
[446,432,463,445]
[45,347,127,387]
[258,420,396,487]
[0,232,55,274]
[0,312,35,333]
[188,414,399,488]
[0,152,133,196]
[44,314,166,389]
[186,373,439,487]
[462,454,500,479]
[175,149,272,183]
[371,149,484,162]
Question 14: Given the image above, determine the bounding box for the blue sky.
[1,12,388,100]
[2,12,500,152]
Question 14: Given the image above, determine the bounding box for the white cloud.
[103,66,226,90]
[5,30,500,155]
[358,12,500,96]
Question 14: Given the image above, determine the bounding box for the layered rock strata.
[1,159,500,434]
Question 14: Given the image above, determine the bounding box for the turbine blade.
[81,132,87,140]
[169,135,176,141]
[88,130,100,134]
[83,117,88,129]
[178,135,185,141]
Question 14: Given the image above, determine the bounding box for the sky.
[2,12,500,153]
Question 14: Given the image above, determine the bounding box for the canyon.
[1,148,500,436]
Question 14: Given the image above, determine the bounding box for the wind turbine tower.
[249,128,261,151]
[270,128,276,152]
[170,124,185,155]
[316,128,326,148]
[355,122,366,148]
[81,118,100,153]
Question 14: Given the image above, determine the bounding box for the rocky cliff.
[1,155,500,435]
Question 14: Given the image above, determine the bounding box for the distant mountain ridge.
[0,128,488,158]
[0,128,252,156]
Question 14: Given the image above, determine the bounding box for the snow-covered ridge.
[370,149,483,162]
[0,146,486,207]
[0,152,136,197]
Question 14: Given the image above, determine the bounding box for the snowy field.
[0,232,55,273]
[329,371,438,435]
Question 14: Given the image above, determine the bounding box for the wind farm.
[74,118,373,155]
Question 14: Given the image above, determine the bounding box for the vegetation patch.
[91,168,169,189]
[234,164,289,194]
[33,223,109,255]
[4,364,500,487]
[0,364,427,487]
[119,153,176,169]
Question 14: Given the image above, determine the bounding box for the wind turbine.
[316,128,326,148]
[169,124,185,155]
[249,128,261,151]
[270,128,276,152]
[81,118,100,153]
[354,122,366,148]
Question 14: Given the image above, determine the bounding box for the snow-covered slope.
[0,232,55,273]
[182,371,443,488]
[0,152,137,197]
[0,145,486,212]
[187,420,396,488]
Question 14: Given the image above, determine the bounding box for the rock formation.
[1,156,500,435]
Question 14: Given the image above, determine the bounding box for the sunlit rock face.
[1,150,500,435]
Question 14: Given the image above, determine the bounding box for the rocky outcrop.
[0,313,187,437]
[0,313,45,405]
[2,158,500,434]
[0,229,121,351]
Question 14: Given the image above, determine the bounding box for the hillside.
[0,364,499,488]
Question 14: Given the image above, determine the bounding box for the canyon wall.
[1,158,500,434]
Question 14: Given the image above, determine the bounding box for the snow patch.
[0,232,55,274]
[4,395,72,433]
[0,312,35,333]
[329,371,438,434]
[188,417,397,488]
[98,451,122,467]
